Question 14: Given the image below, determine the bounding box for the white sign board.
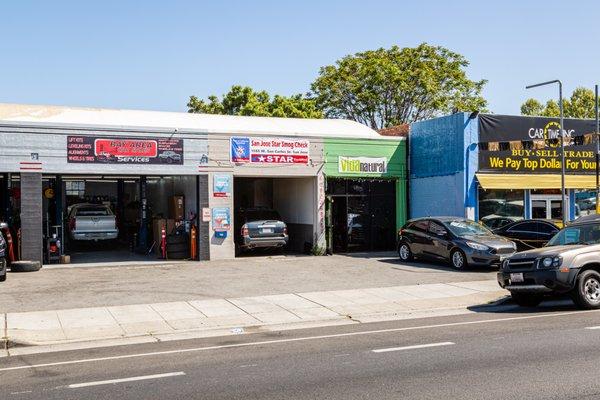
[231,137,310,164]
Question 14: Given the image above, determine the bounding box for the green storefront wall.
[323,138,407,230]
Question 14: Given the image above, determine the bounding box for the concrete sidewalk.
[2,279,507,354]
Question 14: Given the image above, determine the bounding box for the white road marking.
[10,390,33,395]
[585,326,600,330]
[67,371,185,388]
[1,309,598,372]
[372,341,455,353]
[239,364,258,368]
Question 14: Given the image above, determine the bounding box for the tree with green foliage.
[187,85,323,119]
[521,87,599,119]
[310,43,487,129]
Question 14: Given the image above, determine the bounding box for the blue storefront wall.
[409,113,478,220]
[410,112,581,222]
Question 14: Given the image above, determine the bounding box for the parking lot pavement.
[0,252,499,313]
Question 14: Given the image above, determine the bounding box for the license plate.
[261,228,274,234]
[510,273,524,283]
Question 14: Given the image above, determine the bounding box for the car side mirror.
[438,230,448,238]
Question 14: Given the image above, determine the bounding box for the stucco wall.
[409,113,478,219]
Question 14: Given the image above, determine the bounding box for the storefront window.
[575,189,597,217]
[531,200,546,219]
[478,189,524,220]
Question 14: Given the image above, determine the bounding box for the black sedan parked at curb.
[398,217,516,270]
[493,219,560,251]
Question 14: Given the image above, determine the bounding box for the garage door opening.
[234,177,316,257]
[42,175,199,265]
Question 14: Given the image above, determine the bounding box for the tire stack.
[166,233,189,260]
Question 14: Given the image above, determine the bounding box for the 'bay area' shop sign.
[230,137,310,164]
[67,135,184,165]
[478,114,598,174]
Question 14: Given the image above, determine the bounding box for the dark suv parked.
[398,217,516,270]
[498,218,600,309]
[235,208,288,254]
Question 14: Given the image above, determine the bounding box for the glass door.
[530,194,567,221]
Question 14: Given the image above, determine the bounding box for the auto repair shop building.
[409,112,599,224]
[0,103,406,265]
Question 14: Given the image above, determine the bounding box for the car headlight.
[466,241,489,251]
[541,257,553,268]
[539,256,562,269]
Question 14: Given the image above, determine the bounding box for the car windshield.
[547,224,600,246]
[444,219,491,237]
[245,209,281,221]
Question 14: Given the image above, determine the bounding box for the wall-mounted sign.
[199,153,209,166]
[338,156,387,174]
[478,114,597,174]
[43,188,55,199]
[67,135,184,165]
[213,174,231,197]
[212,207,231,231]
[230,136,310,164]
[202,207,211,222]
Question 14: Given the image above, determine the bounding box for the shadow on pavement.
[467,294,577,314]
[377,256,497,273]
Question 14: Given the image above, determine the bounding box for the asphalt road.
[3,302,600,399]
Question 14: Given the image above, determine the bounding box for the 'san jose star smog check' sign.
[230,137,309,164]
[67,135,184,165]
[478,114,598,174]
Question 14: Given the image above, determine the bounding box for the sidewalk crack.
[294,293,342,316]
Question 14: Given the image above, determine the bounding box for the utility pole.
[596,85,599,214]
[526,80,566,226]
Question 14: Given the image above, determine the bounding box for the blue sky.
[1,0,598,116]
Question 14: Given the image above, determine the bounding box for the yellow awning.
[476,173,599,189]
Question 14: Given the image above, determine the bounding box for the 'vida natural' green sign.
[338,156,387,174]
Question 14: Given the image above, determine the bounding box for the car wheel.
[398,242,413,262]
[511,292,543,307]
[0,271,5,282]
[572,270,600,309]
[450,249,468,270]
[10,261,42,272]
